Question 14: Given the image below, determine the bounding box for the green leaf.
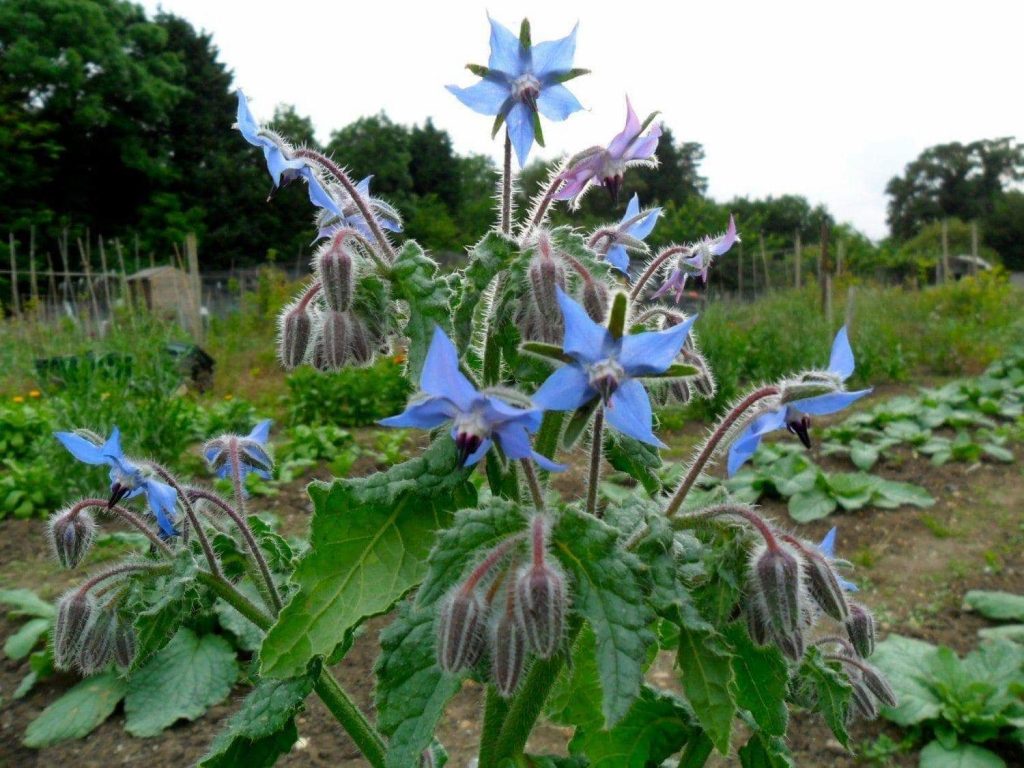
[871,478,935,509]
[963,590,1024,621]
[23,671,127,747]
[676,625,736,754]
[799,647,852,747]
[552,507,656,726]
[124,628,239,737]
[978,624,1024,643]
[375,600,462,768]
[4,617,50,660]
[0,588,55,619]
[126,549,201,666]
[260,438,475,678]
[678,730,714,767]
[214,581,265,652]
[547,623,604,730]
[724,623,789,736]
[198,672,317,768]
[919,741,1006,768]
[826,473,876,511]
[604,430,662,496]
[568,685,694,767]
[390,240,452,381]
[982,444,1014,463]
[453,231,517,349]
[738,731,795,767]
[871,635,943,726]
[787,487,837,522]
[849,441,880,470]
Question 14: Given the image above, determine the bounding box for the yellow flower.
[100,392,111,401]
[224,394,234,401]
[12,395,25,403]
[28,390,41,398]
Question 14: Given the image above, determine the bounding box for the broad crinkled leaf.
[0,588,55,618]
[4,617,50,660]
[198,671,317,768]
[798,647,853,747]
[547,623,604,730]
[126,549,201,666]
[787,487,837,522]
[871,634,944,726]
[604,430,662,496]
[260,438,475,678]
[452,231,517,349]
[23,671,127,747]
[738,731,795,768]
[124,628,239,737]
[724,623,789,736]
[552,507,656,726]
[963,590,1024,622]
[676,624,736,754]
[919,741,1007,768]
[390,240,452,381]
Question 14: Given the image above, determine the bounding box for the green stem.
[501,131,513,235]
[534,411,564,460]
[196,571,273,629]
[586,409,605,517]
[478,685,511,768]
[520,459,545,511]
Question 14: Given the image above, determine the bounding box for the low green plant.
[285,356,410,427]
[964,590,1024,644]
[0,588,57,699]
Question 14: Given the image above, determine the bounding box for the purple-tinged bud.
[773,628,806,661]
[78,609,116,674]
[845,603,876,658]
[53,591,94,671]
[514,516,567,659]
[526,250,566,344]
[316,239,355,312]
[582,279,609,323]
[745,602,769,646]
[278,302,313,370]
[799,546,849,622]
[850,680,879,720]
[348,315,374,365]
[752,542,803,638]
[48,508,97,569]
[419,748,437,768]
[437,590,486,673]
[316,310,352,371]
[113,620,137,669]
[491,604,527,697]
[858,662,897,707]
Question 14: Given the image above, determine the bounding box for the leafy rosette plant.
[37,14,896,768]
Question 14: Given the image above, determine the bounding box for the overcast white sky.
[142,0,1021,240]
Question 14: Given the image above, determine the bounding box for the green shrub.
[286,355,410,427]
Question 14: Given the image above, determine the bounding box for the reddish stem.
[630,245,692,301]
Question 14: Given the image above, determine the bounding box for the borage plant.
[44,15,896,768]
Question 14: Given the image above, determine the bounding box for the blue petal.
[464,436,492,467]
[356,176,372,196]
[143,479,178,538]
[605,379,664,447]
[618,315,696,376]
[605,244,630,274]
[626,207,661,241]
[532,364,595,411]
[506,102,535,168]
[204,442,225,465]
[829,326,855,380]
[235,91,262,145]
[556,287,611,364]
[483,396,542,431]
[838,575,859,593]
[420,326,479,411]
[727,409,787,476]
[445,80,511,116]
[818,527,837,558]
[55,431,108,465]
[531,450,566,472]
[532,23,578,77]
[536,83,582,121]
[301,167,343,217]
[247,419,272,445]
[791,388,871,416]
[493,423,534,461]
[264,146,306,187]
[622,194,640,222]
[379,397,456,429]
[487,15,528,75]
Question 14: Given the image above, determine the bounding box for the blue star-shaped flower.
[380,327,563,471]
[234,90,343,218]
[55,428,178,537]
[532,288,696,447]
[605,194,661,275]
[315,176,403,243]
[817,527,858,592]
[203,420,274,482]
[447,16,584,167]
[726,327,872,475]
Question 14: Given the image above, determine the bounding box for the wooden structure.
[126,265,191,314]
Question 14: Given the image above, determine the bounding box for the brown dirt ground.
[2,414,1023,767]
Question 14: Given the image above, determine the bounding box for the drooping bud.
[348,314,374,365]
[774,628,806,661]
[491,602,527,698]
[858,661,897,707]
[845,603,876,658]
[278,302,313,370]
[581,278,609,323]
[745,602,769,646]
[53,591,94,671]
[113,619,137,669]
[850,680,879,720]
[514,517,567,659]
[78,609,116,674]
[752,542,803,638]
[799,546,850,622]
[48,508,97,569]
[437,590,486,673]
[316,310,352,371]
[316,238,355,312]
[525,248,565,344]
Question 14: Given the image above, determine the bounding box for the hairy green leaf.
[963,590,1024,622]
[23,671,127,747]
[452,231,517,349]
[799,647,853,747]
[676,625,736,754]
[871,634,944,726]
[738,731,795,768]
[919,741,1006,768]
[604,431,662,496]
[4,617,50,660]
[390,240,452,380]
[724,623,789,736]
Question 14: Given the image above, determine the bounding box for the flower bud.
[850,680,879,720]
[316,310,352,371]
[801,548,849,622]
[745,602,769,646]
[752,543,803,638]
[514,561,567,659]
[491,606,527,697]
[437,590,486,673]
[348,315,374,365]
[53,591,94,671]
[317,239,355,312]
[845,603,876,658]
[113,619,137,669]
[278,302,313,370]
[526,252,565,344]
[78,609,116,674]
[858,661,897,708]
[49,508,97,569]
[773,628,806,661]
[581,279,608,323]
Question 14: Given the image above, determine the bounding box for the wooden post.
[29,225,39,305]
[185,233,203,342]
[58,229,72,307]
[970,221,979,276]
[941,218,950,283]
[8,233,20,317]
[819,221,830,316]
[844,285,856,329]
[737,236,744,299]
[98,236,113,315]
[758,232,772,292]
[113,240,130,311]
[836,240,845,277]
[794,230,802,289]
[77,237,101,323]
[44,248,58,314]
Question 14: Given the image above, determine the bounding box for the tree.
[410,119,461,212]
[326,114,413,199]
[983,191,1024,271]
[726,195,834,246]
[885,138,1024,241]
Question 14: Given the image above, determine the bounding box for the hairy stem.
[520,459,545,511]
[69,499,172,557]
[629,245,691,301]
[586,408,605,517]
[196,570,275,629]
[148,463,222,577]
[663,386,780,518]
[501,131,513,235]
[75,562,171,599]
[534,411,564,461]
[478,685,511,768]
[671,502,780,548]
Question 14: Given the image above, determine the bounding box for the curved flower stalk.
[203,419,274,483]
[555,96,661,206]
[447,16,586,167]
[727,326,872,475]
[652,215,740,302]
[55,428,178,537]
[315,176,403,242]
[381,326,563,470]
[591,194,662,275]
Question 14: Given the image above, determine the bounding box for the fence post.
[77,237,101,325]
[99,236,114,316]
[758,232,772,292]
[970,221,979,276]
[941,218,950,282]
[185,233,203,343]
[819,221,830,315]
[8,233,20,317]
[29,225,39,305]
[794,229,802,289]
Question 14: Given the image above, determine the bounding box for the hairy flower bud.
[581,278,609,323]
[774,628,806,661]
[113,619,137,669]
[491,605,527,697]
[525,252,565,344]
[437,590,486,673]
[316,310,352,371]
[858,661,897,707]
[850,680,879,720]
[349,315,374,365]
[752,543,803,638]
[514,562,567,659]
[278,302,313,370]
[317,239,356,312]
[49,508,97,569]
[801,548,850,622]
[78,609,116,674]
[745,602,769,646]
[845,603,876,658]
[53,591,94,671]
